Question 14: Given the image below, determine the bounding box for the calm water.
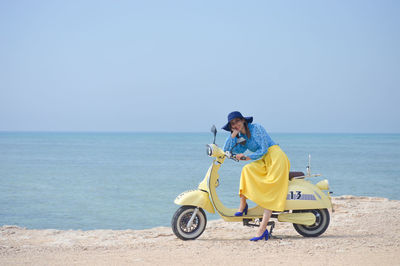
[0,132,399,230]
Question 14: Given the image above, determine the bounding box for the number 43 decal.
[289,191,302,200]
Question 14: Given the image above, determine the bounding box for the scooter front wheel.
[171,206,207,240]
[292,209,330,237]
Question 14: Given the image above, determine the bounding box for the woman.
[222,111,290,241]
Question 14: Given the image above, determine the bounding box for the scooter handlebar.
[225,151,237,161]
[225,151,245,162]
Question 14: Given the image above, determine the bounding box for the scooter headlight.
[206,144,213,157]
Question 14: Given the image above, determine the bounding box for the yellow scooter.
[172,125,333,240]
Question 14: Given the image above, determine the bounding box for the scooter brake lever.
[231,154,239,162]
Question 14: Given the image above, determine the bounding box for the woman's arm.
[247,124,271,160]
[223,135,247,154]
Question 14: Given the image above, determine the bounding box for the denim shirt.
[223,123,276,160]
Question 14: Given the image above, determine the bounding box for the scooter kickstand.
[268,221,281,240]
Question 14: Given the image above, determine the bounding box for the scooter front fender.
[174,190,215,214]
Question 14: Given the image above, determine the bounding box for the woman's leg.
[238,195,247,211]
[256,209,272,236]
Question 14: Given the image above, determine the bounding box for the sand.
[1,196,399,266]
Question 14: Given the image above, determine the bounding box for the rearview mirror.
[211,125,217,144]
[211,125,217,135]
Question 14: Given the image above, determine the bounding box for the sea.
[0,132,399,230]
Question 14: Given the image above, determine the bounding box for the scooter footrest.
[243,219,275,228]
[243,219,259,227]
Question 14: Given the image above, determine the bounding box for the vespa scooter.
[171,125,332,240]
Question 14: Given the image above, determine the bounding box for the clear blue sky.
[1,0,399,133]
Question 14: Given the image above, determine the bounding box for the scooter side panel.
[174,190,215,214]
[278,212,316,226]
[284,179,332,210]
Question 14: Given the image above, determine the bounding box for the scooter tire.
[171,205,207,241]
[292,209,330,237]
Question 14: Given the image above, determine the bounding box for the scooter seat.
[289,171,305,180]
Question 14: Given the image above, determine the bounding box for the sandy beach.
[1,196,399,266]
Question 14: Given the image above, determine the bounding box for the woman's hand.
[231,129,240,138]
[235,153,251,161]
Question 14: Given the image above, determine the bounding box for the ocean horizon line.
[0,130,399,135]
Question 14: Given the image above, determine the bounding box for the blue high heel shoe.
[234,203,248,216]
[250,229,269,241]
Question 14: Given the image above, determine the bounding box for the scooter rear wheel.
[171,206,207,240]
[292,209,330,237]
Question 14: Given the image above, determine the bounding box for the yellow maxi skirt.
[239,145,290,212]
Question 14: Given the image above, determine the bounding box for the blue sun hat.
[222,111,253,131]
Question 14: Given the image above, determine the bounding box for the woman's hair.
[243,120,251,139]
